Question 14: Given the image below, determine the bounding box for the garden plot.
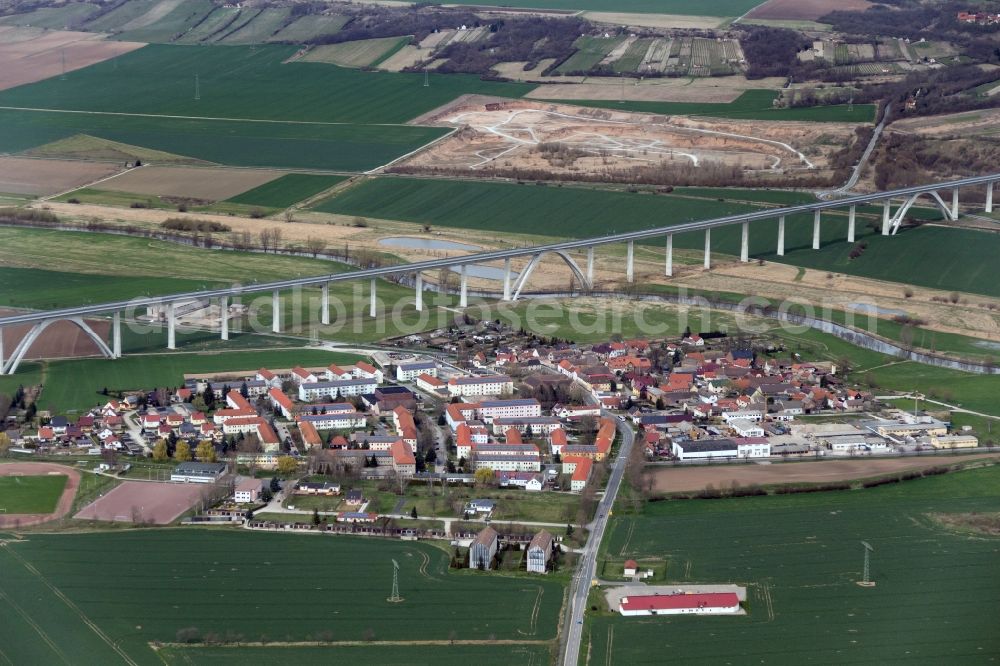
[98,165,283,201]
[404,99,847,176]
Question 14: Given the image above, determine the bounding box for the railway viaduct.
[1,173,997,375]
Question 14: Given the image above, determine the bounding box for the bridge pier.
[459,265,468,307]
[320,284,330,325]
[415,274,423,311]
[166,302,176,350]
[740,221,749,262]
[370,279,377,318]
[703,228,711,270]
[219,297,229,340]
[952,187,960,219]
[848,205,856,243]
[987,183,994,213]
[882,200,891,236]
[503,259,512,301]
[626,241,634,282]
[665,235,673,277]
[271,290,281,333]
[812,210,821,250]
[777,216,785,256]
[112,311,121,358]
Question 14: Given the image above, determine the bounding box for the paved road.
[560,415,634,666]
[818,106,891,199]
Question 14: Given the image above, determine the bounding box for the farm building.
[526,530,553,574]
[469,526,499,570]
[619,592,740,616]
[170,462,227,483]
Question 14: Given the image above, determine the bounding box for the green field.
[0,108,447,172]
[586,464,1000,664]
[225,173,347,208]
[267,14,349,42]
[780,225,1000,298]
[0,44,534,124]
[302,37,410,68]
[0,2,100,28]
[0,530,562,665]
[314,177,1000,298]
[612,38,654,73]
[0,474,67,513]
[0,349,362,413]
[159,644,552,665]
[556,35,625,74]
[112,0,217,43]
[455,0,762,16]
[556,89,877,123]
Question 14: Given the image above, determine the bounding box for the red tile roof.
[621,593,738,612]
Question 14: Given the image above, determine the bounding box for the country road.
[560,415,634,666]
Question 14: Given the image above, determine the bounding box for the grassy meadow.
[0,474,67,513]
[586,464,1000,664]
[0,530,563,665]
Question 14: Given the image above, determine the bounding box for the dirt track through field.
[650,454,1000,493]
[0,462,81,527]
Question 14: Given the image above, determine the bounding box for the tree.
[0,432,11,457]
[410,506,418,519]
[474,467,495,486]
[195,440,217,463]
[312,508,321,526]
[174,441,192,462]
[305,236,326,257]
[276,455,298,476]
[152,439,169,462]
[269,476,281,493]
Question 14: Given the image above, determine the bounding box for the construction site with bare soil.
[396,98,865,186]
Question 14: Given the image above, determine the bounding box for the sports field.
[0,530,563,664]
[225,173,347,208]
[0,44,534,124]
[588,464,1000,664]
[0,474,67,513]
[0,108,447,172]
